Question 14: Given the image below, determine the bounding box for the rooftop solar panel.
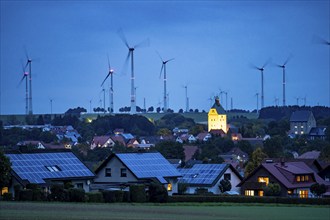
[178,164,228,185]
[116,153,181,183]
[6,152,94,184]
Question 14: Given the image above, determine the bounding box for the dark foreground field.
[0,202,329,220]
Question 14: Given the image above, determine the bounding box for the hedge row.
[169,195,330,205]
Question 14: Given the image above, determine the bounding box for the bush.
[2,192,13,201]
[19,189,33,201]
[148,183,168,203]
[264,183,281,196]
[310,183,327,197]
[195,188,212,195]
[14,185,21,201]
[86,192,104,203]
[178,183,188,195]
[49,184,68,202]
[68,188,85,202]
[123,191,130,202]
[114,191,124,202]
[130,185,146,203]
[102,191,117,203]
[219,179,232,193]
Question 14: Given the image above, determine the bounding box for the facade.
[208,96,227,133]
[90,135,115,149]
[178,164,242,194]
[93,152,182,195]
[4,150,95,196]
[290,111,316,135]
[238,161,329,198]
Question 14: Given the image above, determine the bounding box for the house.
[4,150,95,196]
[238,160,329,198]
[176,134,197,144]
[208,96,227,133]
[17,141,46,149]
[178,163,243,194]
[309,126,327,140]
[290,110,316,136]
[183,145,199,162]
[297,150,320,159]
[92,152,182,195]
[196,132,212,142]
[90,136,115,149]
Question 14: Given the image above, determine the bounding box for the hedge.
[130,185,146,203]
[68,188,85,202]
[169,195,330,205]
[2,192,13,201]
[86,192,104,203]
[19,189,33,201]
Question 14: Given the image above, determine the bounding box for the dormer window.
[296,175,309,182]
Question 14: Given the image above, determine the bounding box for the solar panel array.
[6,152,94,184]
[116,153,182,184]
[178,164,228,185]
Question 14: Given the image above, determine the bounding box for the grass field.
[0,202,329,220]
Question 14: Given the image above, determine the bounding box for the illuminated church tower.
[208,96,227,133]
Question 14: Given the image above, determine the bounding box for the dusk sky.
[0,1,329,115]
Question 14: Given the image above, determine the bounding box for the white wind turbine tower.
[252,59,270,109]
[101,55,115,113]
[18,62,29,115]
[118,29,149,114]
[276,55,292,107]
[157,52,174,113]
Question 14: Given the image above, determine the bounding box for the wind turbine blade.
[283,54,293,66]
[101,74,110,87]
[121,51,131,75]
[159,64,164,78]
[18,75,26,87]
[134,38,150,49]
[117,28,130,48]
[249,63,260,70]
[156,50,164,62]
[24,47,30,60]
[262,58,272,68]
[165,58,175,63]
[107,54,111,69]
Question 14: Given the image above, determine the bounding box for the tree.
[237,140,253,157]
[310,183,327,197]
[244,148,268,176]
[263,136,284,158]
[264,183,281,196]
[219,179,231,193]
[0,151,11,193]
[155,141,185,161]
[147,106,154,112]
[157,128,172,136]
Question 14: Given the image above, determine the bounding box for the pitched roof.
[92,136,111,146]
[95,152,182,184]
[5,151,95,184]
[238,161,328,188]
[290,110,313,122]
[178,163,242,186]
[183,145,198,162]
[210,97,226,114]
[298,150,320,159]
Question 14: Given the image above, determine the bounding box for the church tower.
[208,96,227,132]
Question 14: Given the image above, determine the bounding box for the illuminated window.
[167,183,172,191]
[121,168,127,177]
[245,190,254,196]
[294,126,297,128]
[299,190,308,198]
[305,175,309,181]
[295,131,298,134]
[258,190,264,197]
[301,131,304,134]
[301,126,304,128]
[105,168,112,177]
[287,190,293,195]
[296,175,309,182]
[1,187,8,195]
[258,177,269,186]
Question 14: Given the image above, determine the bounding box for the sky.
[0,0,329,115]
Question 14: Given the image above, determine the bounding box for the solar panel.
[116,153,182,184]
[6,152,94,184]
[178,164,228,185]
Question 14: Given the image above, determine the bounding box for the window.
[45,165,61,172]
[121,168,127,177]
[245,190,254,196]
[301,131,304,134]
[258,190,264,197]
[76,183,83,189]
[224,173,231,180]
[105,168,112,177]
[296,175,309,182]
[1,187,8,195]
[287,190,293,195]
[299,190,308,198]
[167,183,172,191]
[258,177,269,186]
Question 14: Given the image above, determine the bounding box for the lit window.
[296,176,301,182]
[1,187,8,195]
[301,131,304,134]
[294,126,297,128]
[301,126,304,128]
[296,175,309,182]
[258,190,264,197]
[167,183,172,191]
[287,190,293,195]
[258,177,269,186]
[305,175,309,181]
[121,168,127,177]
[295,131,298,134]
[245,190,254,196]
[299,190,308,198]
[105,168,112,177]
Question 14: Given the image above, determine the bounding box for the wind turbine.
[118,29,149,114]
[157,52,174,113]
[252,59,270,109]
[18,62,29,115]
[255,93,259,113]
[223,91,228,111]
[183,84,189,112]
[24,49,33,115]
[101,55,115,113]
[276,55,292,107]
